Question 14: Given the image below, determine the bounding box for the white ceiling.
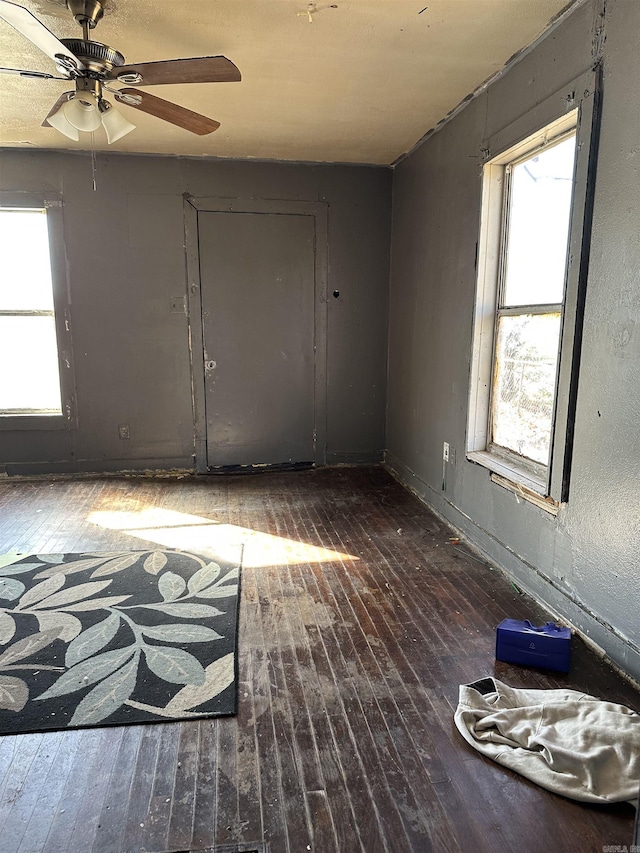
[0,0,576,165]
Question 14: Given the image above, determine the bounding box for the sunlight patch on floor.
[88,508,358,567]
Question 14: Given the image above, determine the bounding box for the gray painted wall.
[386,0,640,681]
[0,152,391,472]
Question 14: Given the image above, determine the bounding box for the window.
[0,195,76,429]
[491,132,576,471]
[467,72,600,506]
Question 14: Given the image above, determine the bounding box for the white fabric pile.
[454,677,640,803]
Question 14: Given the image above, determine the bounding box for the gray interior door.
[198,210,316,469]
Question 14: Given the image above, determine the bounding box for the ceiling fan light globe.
[101,104,136,143]
[64,92,101,131]
[47,104,80,140]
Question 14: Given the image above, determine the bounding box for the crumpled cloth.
[454,676,640,803]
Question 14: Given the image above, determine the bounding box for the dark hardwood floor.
[0,466,637,852]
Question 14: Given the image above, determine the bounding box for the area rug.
[0,550,240,734]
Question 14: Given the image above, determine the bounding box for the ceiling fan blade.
[115,89,220,135]
[42,91,73,126]
[0,0,83,73]
[108,56,241,86]
[0,66,68,79]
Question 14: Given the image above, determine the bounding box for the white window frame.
[0,192,77,431]
[467,70,600,506]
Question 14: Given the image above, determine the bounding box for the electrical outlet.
[443,441,450,462]
[118,423,130,440]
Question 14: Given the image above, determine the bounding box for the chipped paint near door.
[198,210,316,470]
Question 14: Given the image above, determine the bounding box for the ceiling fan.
[0,0,241,142]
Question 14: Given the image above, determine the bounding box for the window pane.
[502,135,576,307]
[0,316,62,412]
[492,313,561,465]
[0,209,55,311]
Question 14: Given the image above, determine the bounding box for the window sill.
[467,449,545,492]
[467,450,559,516]
[0,414,72,431]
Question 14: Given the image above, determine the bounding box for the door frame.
[184,195,328,473]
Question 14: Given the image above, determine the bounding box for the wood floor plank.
[222,501,290,851]
[17,731,81,853]
[41,727,120,853]
[272,564,350,853]
[190,720,218,850]
[83,726,143,853]
[286,560,370,853]
[226,588,264,847]
[232,671,265,848]
[326,567,463,849]
[301,600,405,852]
[0,736,18,796]
[262,550,325,796]
[213,691,242,847]
[119,725,164,853]
[245,564,311,851]
[310,558,448,851]
[65,728,126,853]
[276,502,412,850]
[0,734,45,837]
[0,732,64,852]
[139,722,182,853]
[256,572,317,850]
[165,721,199,851]
[227,558,265,848]
[305,789,338,853]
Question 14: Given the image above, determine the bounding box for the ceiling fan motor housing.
[60,38,124,75]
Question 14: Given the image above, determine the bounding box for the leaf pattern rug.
[0,550,240,733]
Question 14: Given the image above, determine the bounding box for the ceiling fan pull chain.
[91,134,97,191]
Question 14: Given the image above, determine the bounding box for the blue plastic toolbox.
[496,619,571,672]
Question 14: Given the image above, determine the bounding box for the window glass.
[492,313,561,465]
[0,209,55,311]
[0,207,63,415]
[502,135,576,308]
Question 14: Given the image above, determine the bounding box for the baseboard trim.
[384,451,640,688]
[324,450,384,465]
[0,455,385,481]
[3,459,195,478]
